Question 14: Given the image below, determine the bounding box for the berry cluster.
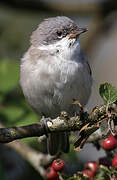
[81,131,117,178]
[46,132,117,179]
[82,156,117,179]
[46,159,65,180]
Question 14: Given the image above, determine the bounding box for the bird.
[20,16,92,155]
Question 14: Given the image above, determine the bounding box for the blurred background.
[0,0,117,179]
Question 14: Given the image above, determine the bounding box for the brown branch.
[0,123,45,143]
[0,104,117,150]
[0,111,85,143]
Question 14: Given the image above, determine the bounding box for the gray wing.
[80,50,92,76]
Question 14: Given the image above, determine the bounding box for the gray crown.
[31,16,78,46]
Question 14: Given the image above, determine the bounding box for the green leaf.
[99,83,117,105]
[0,59,19,93]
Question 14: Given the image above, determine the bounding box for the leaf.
[80,123,90,132]
[99,83,117,105]
[74,124,99,151]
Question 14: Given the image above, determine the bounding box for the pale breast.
[20,51,92,118]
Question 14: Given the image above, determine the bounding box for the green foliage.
[68,176,84,180]
[66,165,117,180]
[67,172,91,180]
[99,82,117,105]
[94,166,110,180]
[0,59,19,93]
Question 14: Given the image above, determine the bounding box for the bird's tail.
[47,132,69,155]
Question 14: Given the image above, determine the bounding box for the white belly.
[20,55,92,118]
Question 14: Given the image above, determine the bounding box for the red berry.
[52,159,65,171]
[102,137,117,150]
[112,156,117,167]
[85,161,98,174]
[82,169,95,178]
[46,167,59,180]
[99,157,112,167]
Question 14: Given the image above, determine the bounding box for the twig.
[7,141,54,177]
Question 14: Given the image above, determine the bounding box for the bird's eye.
[57,31,63,38]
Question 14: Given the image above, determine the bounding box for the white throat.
[38,36,81,61]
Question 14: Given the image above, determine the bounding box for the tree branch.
[0,104,117,150]
[0,123,45,143]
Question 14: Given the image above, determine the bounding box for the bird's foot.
[40,116,52,137]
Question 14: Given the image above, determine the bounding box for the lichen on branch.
[0,103,117,150]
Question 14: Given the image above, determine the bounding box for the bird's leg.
[40,116,52,137]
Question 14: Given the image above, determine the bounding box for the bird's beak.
[68,27,88,39]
